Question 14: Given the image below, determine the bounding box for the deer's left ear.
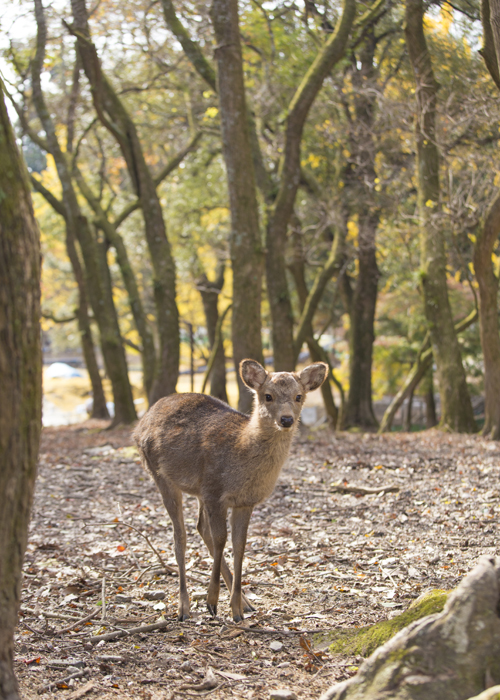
[298,363,328,392]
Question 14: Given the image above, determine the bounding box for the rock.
[319,556,500,700]
[270,690,298,700]
[180,661,193,672]
[316,589,447,657]
[115,594,132,603]
[270,641,284,652]
[143,590,165,601]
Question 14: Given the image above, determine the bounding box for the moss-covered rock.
[316,590,448,657]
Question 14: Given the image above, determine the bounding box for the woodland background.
[2,0,499,436]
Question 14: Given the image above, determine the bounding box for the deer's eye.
[265,394,273,402]
[296,395,302,402]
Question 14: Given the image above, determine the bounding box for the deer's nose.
[280,416,294,428]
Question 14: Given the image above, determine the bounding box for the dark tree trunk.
[423,367,438,428]
[403,390,414,432]
[70,0,179,404]
[0,79,42,700]
[196,268,228,403]
[210,0,264,413]
[405,0,476,432]
[342,32,379,430]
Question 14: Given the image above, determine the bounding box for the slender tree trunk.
[31,0,136,425]
[378,310,477,433]
[196,268,228,403]
[423,367,438,428]
[265,0,356,370]
[342,33,379,429]
[288,228,338,425]
[74,167,156,402]
[405,0,476,432]
[210,0,264,413]
[0,79,42,700]
[30,178,109,420]
[403,390,414,432]
[70,0,179,404]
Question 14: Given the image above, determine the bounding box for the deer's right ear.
[240,359,267,391]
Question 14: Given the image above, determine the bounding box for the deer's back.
[133,394,249,496]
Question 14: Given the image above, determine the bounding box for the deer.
[133,358,328,622]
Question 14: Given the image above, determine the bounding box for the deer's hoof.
[207,603,217,618]
[233,613,243,623]
[243,602,256,613]
[177,612,191,622]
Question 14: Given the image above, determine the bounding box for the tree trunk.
[196,268,228,403]
[209,0,264,413]
[403,389,414,432]
[423,367,438,428]
[0,79,42,700]
[30,176,110,420]
[74,167,156,403]
[379,310,477,433]
[31,0,136,425]
[477,2,500,439]
[405,0,476,433]
[265,0,356,370]
[342,32,379,430]
[70,0,179,404]
[288,227,338,426]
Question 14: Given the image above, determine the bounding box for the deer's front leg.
[206,506,228,617]
[230,506,253,622]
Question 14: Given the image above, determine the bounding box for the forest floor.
[14,422,500,700]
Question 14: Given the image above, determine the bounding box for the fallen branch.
[21,607,82,621]
[89,618,170,643]
[330,482,399,495]
[54,609,100,635]
[113,520,175,574]
[37,669,89,694]
[67,681,95,700]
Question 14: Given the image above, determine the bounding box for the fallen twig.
[66,680,95,700]
[329,482,399,495]
[21,607,81,622]
[54,609,100,636]
[89,618,170,643]
[37,669,88,694]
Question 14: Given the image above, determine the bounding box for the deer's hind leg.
[197,503,255,614]
[154,473,190,621]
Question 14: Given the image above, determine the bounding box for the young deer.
[133,359,327,622]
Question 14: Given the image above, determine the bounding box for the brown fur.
[133,359,328,622]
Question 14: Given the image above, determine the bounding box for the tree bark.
[209,0,264,413]
[289,227,339,426]
[30,177,109,420]
[74,166,156,403]
[265,0,356,370]
[405,0,476,433]
[423,367,438,428]
[342,31,380,430]
[196,266,228,403]
[70,0,179,404]
[474,193,500,438]
[31,0,136,426]
[477,0,500,439]
[0,78,42,700]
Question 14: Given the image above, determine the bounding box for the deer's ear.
[298,363,328,392]
[240,359,267,390]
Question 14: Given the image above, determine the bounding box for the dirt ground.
[15,422,500,700]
